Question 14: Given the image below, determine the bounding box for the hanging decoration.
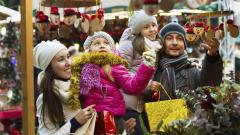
[58,8,76,39]
[185,23,199,42]
[193,21,205,36]
[129,0,143,15]
[215,23,224,40]
[184,10,240,46]
[63,8,77,26]
[89,8,105,35]
[35,11,50,37]
[143,0,161,15]
[205,26,215,40]
[36,0,105,40]
[74,11,82,30]
[47,24,59,40]
[226,19,239,38]
[80,14,90,34]
[50,6,60,25]
[186,10,238,40]
[204,14,215,40]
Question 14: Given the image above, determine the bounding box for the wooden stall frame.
[20,0,35,134]
[187,10,234,20]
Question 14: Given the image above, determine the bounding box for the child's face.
[140,22,158,41]
[90,37,112,53]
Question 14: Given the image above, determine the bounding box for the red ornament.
[201,95,216,110]
[186,27,199,42]
[36,11,44,18]
[194,21,204,27]
[143,0,160,15]
[36,14,49,23]
[50,6,59,15]
[144,0,160,4]
[226,19,234,25]
[193,21,205,36]
[219,23,224,30]
[82,14,90,21]
[76,12,82,18]
[64,8,76,17]
[97,8,104,15]
[215,23,224,40]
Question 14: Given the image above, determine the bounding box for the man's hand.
[125,118,136,135]
[151,81,161,91]
[201,38,220,56]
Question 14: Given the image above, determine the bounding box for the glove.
[143,50,156,67]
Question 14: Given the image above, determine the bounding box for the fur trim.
[68,52,128,110]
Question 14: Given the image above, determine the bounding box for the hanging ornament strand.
[84,0,86,13]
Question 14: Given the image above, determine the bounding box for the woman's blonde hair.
[102,64,115,82]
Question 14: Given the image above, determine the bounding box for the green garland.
[67,52,128,110]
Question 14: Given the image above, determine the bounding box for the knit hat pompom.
[128,10,158,34]
[83,31,115,51]
[159,23,188,48]
[33,40,67,70]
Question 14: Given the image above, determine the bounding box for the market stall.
[17,0,240,134]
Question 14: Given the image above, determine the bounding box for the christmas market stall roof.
[0,5,20,24]
[103,9,208,20]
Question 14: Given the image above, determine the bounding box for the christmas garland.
[67,52,128,110]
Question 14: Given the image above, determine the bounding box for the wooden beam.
[20,0,35,135]
[41,0,99,8]
[187,10,234,20]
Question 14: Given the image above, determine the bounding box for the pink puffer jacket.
[81,63,155,116]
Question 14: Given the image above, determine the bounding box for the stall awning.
[0,5,20,24]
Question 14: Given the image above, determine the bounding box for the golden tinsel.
[68,52,128,109]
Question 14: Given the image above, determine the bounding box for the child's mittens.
[143,50,156,67]
[144,37,162,52]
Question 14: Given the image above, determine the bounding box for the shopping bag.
[75,111,97,135]
[94,111,117,135]
[145,83,191,132]
[145,98,191,132]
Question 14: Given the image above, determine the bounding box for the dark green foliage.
[161,81,240,134]
[0,22,21,105]
[3,22,20,51]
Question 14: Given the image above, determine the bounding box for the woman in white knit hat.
[117,10,162,135]
[34,40,96,135]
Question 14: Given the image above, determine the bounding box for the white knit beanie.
[129,10,158,35]
[83,31,115,51]
[33,40,67,71]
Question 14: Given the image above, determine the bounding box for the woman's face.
[140,22,158,41]
[89,37,112,53]
[51,49,72,79]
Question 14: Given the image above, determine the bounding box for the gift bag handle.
[158,83,172,101]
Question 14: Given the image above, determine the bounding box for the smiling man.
[151,23,223,100]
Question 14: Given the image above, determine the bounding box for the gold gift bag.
[145,84,191,132]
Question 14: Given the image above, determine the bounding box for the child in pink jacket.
[69,31,156,134]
